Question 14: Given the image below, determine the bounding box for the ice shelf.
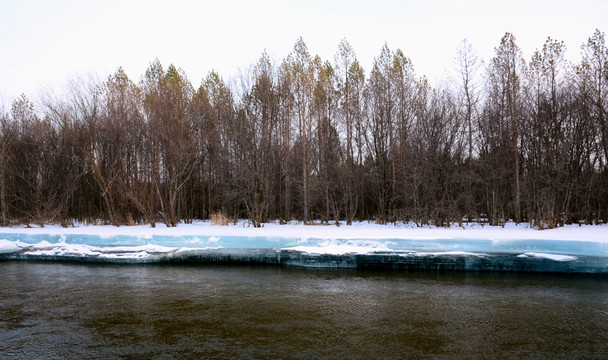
[1,222,608,273]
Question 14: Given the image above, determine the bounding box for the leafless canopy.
[1,31,607,228]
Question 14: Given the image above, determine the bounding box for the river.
[1,262,607,359]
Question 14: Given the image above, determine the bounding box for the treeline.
[1,30,607,228]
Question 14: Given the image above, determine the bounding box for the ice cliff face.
[1,234,607,273]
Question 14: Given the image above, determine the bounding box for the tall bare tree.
[142,61,198,226]
[456,39,482,160]
[0,104,15,226]
[334,39,367,223]
[288,37,314,223]
[487,32,526,223]
[581,29,608,165]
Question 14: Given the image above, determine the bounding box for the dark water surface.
[1,262,607,359]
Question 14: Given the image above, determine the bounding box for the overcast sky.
[1,0,606,104]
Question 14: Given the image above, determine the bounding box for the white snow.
[284,239,395,255]
[517,253,578,261]
[0,220,606,242]
[1,241,225,260]
[0,239,21,254]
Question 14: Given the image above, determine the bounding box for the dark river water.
[1,262,607,359]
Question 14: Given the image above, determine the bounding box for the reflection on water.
[1,262,607,359]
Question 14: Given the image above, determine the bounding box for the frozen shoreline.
[1,221,608,272]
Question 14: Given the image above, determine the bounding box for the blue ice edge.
[1,233,608,273]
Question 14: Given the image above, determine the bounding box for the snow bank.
[1,221,607,267]
[1,220,607,242]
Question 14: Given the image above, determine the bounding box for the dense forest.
[1,30,607,228]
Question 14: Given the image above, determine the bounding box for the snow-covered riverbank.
[1,221,607,272]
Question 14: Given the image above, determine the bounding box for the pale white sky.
[0,0,606,103]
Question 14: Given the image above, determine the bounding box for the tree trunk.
[302,122,308,224]
[0,156,6,226]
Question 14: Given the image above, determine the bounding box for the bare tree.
[366,44,395,223]
[525,37,569,227]
[391,48,416,221]
[487,32,526,223]
[456,39,482,160]
[276,59,297,222]
[237,51,280,226]
[312,56,341,224]
[288,38,314,223]
[335,39,358,223]
[142,61,199,226]
[581,29,608,165]
[0,103,15,226]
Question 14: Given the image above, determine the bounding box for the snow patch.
[4,241,223,260]
[0,239,21,254]
[517,253,578,261]
[284,239,394,255]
